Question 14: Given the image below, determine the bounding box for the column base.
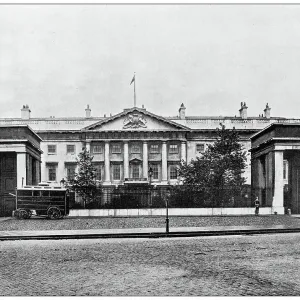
[160,180,169,186]
[271,206,285,215]
[102,181,112,186]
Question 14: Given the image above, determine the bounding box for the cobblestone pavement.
[1,215,300,231]
[1,233,300,296]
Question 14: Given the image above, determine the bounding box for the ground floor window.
[169,165,178,180]
[47,164,57,181]
[65,164,76,180]
[132,164,140,179]
[93,163,102,181]
[112,164,121,180]
[150,164,159,180]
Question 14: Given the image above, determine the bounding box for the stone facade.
[1,102,299,189]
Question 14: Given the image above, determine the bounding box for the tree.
[66,148,98,208]
[178,124,248,206]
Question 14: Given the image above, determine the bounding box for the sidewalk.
[1,223,300,241]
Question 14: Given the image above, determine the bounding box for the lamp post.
[60,178,66,187]
[148,167,153,207]
[166,186,170,234]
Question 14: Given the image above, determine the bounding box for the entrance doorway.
[0,153,17,217]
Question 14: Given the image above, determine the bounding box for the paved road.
[1,233,300,296]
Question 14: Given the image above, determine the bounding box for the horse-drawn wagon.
[13,185,69,219]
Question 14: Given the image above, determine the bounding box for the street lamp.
[60,178,66,187]
[148,167,153,185]
[148,167,153,207]
[166,186,170,234]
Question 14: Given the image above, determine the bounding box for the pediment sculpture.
[123,113,147,129]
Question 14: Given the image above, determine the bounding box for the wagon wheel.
[18,209,29,219]
[14,210,20,219]
[26,210,32,219]
[47,207,61,220]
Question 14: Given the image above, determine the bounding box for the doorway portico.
[251,123,300,214]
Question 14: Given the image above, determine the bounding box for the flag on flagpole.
[130,75,135,85]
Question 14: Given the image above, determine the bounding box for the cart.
[13,185,69,219]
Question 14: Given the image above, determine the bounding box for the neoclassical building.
[0,102,298,190]
[1,102,299,215]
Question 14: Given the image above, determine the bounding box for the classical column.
[85,141,91,152]
[161,141,168,182]
[104,141,110,183]
[273,150,284,214]
[35,160,41,184]
[17,153,27,187]
[124,141,129,180]
[256,158,264,203]
[143,141,148,179]
[181,141,187,163]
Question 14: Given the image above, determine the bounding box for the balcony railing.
[124,178,148,182]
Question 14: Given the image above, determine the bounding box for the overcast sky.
[1,4,300,119]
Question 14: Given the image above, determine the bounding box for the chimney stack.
[21,104,31,119]
[179,103,186,120]
[85,105,91,118]
[264,103,271,119]
[239,102,248,119]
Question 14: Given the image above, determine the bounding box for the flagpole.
[134,72,136,107]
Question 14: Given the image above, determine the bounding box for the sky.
[1,4,300,119]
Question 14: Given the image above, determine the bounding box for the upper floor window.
[66,145,75,154]
[196,143,205,153]
[131,144,141,154]
[150,144,159,154]
[92,145,103,154]
[48,145,57,155]
[169,144,179,154]
[111,144,122,154]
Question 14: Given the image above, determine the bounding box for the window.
[169,144,178,154]
[196,144,205,153]
[150,144,159,154]
[48,145,57,155]
[111,144,121,154]
[94,164,102,181]
[131,144,141,154]
[132,165,140,179]
[92,145,103,154]
[112,164,121,180]
[170,165,178,180]
[151,164,159,180]
[66,164,76,180]
[66,145,75,154]
[48,165,57,181]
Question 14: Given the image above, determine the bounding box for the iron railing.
[70,184,255,209]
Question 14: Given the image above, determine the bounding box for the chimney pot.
[179,103,186,120]
[239,102,248,119]
[21,105,31,119]
[85,104,91,118]
[264,103,271,119]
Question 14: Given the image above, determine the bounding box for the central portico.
[82,107,190,185]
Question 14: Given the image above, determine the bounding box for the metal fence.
[70,184,254,209]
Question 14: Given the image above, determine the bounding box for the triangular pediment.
[83,108,190,131]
